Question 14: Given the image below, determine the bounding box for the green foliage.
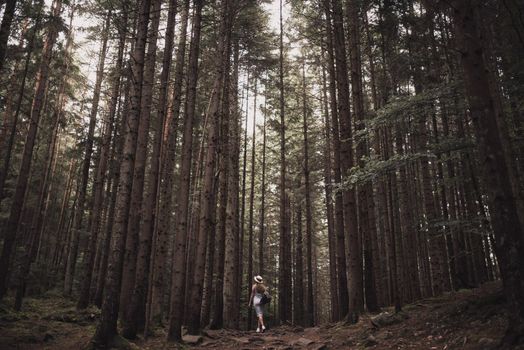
[341,152,429,189]
[361,82,463,132]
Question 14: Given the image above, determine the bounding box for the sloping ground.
[0,282,520,349]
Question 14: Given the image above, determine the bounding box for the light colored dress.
[253,292,264,317]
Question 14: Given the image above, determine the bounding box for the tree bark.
[0,0,63,300]
[64,6,109,296]
[0,0,44,202]
[258,86,267,277]
[238,71,249,321]
[223,40,241,330]
[451,0,524,343]
[323,0,347,319]
[331,0,361,322]
[77,11,114,310]
[278,0,292,324]
[166,0,204,340]
[293,201,304,326]
[186,0,233,334]
[0,0,17,72]
[120,0,161,334]
[246,78,257,330]
[301,61,314,327]
[15,78,63,310]
[91,0,152,343]
[320,63,339,321]
[125,0,180,338]
[209,40,232,330]
[147,0,189,333]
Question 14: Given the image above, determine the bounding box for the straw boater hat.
[254,275,263,283]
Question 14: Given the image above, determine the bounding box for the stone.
[43,332,54,342]
[478,337,496,349]
[370,311,408,328]
[233,337,250,344]
[304,326,320,333]
[248,336,264,343]
[295,337,314,346]
[363,335,378,347]
[182,335,203,345]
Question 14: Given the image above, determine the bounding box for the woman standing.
[248,275,267,332]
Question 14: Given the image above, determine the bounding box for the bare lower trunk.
[246,78,257,330]
[186,0,233,334]
[166,0,203,340]
[91,0,151,344]
[323,0,347,319]
[209,41,232,330]
[0,2,43,202]
[293,202,304,326]
[451,1,524,344]
[0,0,17,72]
[278,0,292,324]
[223,40,240,329]
[331,0,361,322]
[77,11,114,310]
[120,0,161,334]
[301,62,314,327]
[64,6,107,296]
[0,0,63,300]
[320,64,339,320]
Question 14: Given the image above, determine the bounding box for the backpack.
[261,291,272,305]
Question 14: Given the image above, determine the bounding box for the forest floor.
[0,281,519,350]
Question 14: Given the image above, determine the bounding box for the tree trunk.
[15,3,76,307]
[166,0,204,340]
[223,40,241,330]
[0,0,17,72]
[320,63,339,321]
[347,0,378,313]
[64,7,108,296]
[147,0,189,333]
[258,87,267,277]
[186,0,233,334]
[323,0,347,319]
[395,126,421,302]
[238,71,249,323]
[278,0,292,324]
[77,11,114,310]
[451,0,524,344]
[125,0,180,338]
[52,157,76,269]
[15,81,63,310]
[93,68,129,308]
[91,0,152,343]
[120,0,161,334]
[331,0,361,322]
[0,0,63,300]
[293,202,304,326]
[209,41,232,330]
[301,61,314,327]
[200,171,218,327]
[0,0,44,202]
[246,78,257,330]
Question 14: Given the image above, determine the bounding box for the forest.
[0,0,523,348]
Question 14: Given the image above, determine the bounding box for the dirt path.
[0,282,520,349]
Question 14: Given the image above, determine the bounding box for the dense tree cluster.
[0,0,523,347]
